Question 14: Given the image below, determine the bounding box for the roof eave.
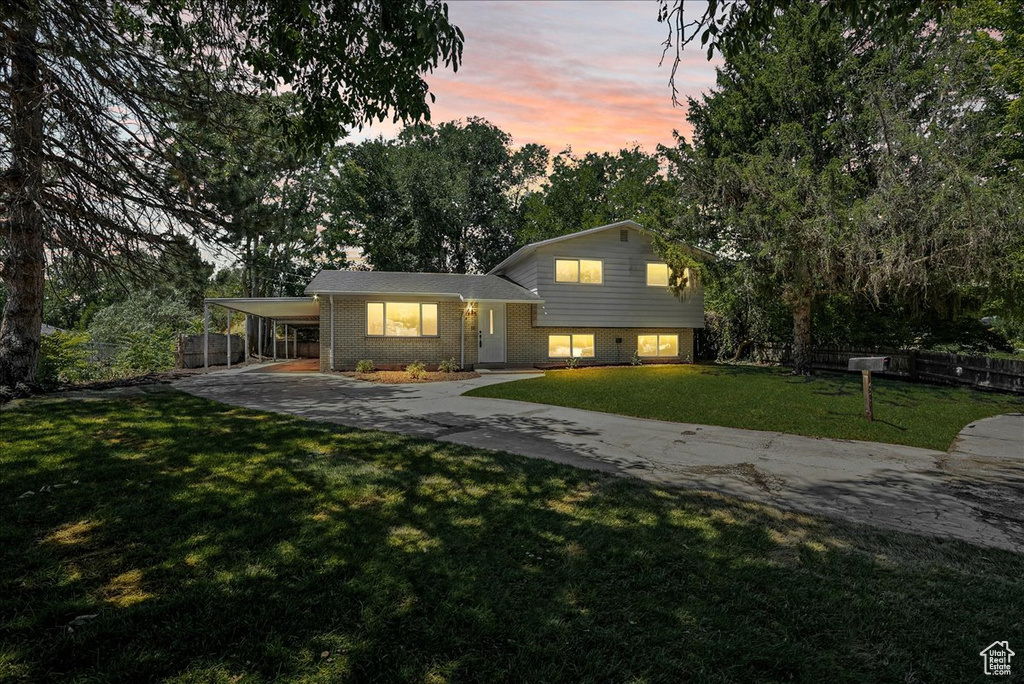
[488,220,646,275]
[308,291,543,304]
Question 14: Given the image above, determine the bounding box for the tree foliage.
[521,147,677,244]
[1,0,463,386]
[657,0,959,100]
[342,118,548,273]
[168,91,351,298]
[669,1,1023,371]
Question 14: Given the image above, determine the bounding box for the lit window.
[548,335,571,358]
[572,334,595,357]
[647,263,670,287]
[555,259,579,283]
[367,302,439,337]
[579,260,603,284]
[421,303,438,336]
[367,302,384,336]
[548,333,595,358]
[555,258,602,284]
[637,334,679,357]
[387,302,420,336]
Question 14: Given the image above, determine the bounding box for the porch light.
[465,302,476,315]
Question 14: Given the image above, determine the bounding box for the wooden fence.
[178,334,245,369]
[177,335,319,368]
[754,344,1024,394]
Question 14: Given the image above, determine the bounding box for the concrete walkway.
[174,366,1024,551]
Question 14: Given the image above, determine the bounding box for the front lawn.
[2,389,1022,683]
[465,364,1024,450]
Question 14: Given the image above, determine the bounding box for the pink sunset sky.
[361,0,722,154]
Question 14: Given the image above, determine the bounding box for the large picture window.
[647,262,670,287]
[637,334,679,357]
[366,302,439,337]
[555,258,603,284]
[548,334,596,358]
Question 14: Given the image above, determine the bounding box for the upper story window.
[555,258,603,284]
[647,262,670,287]
[366,302,439,337]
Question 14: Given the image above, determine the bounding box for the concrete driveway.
[175,366,1024,551]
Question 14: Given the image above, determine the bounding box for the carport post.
[329,295,335,371]
[203,302,209,369]
[284,324,289,359]
[226,310,231,369]
[272,319,277,361]
[258,317,263,360]
[293,328,297,359]
[244,314,249,362]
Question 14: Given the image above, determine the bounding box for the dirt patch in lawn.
[343,370,480,384]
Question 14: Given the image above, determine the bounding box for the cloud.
[357,0,720,154]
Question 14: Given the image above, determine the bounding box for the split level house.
[205,220,706,370]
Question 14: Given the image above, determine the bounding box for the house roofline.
[488,220,716,276]
[306,290,543,303]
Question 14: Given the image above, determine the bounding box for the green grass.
[2,388,1022,683]
[465,364,1024,450]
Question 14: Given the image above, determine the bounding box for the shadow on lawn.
[1,389,1022,683]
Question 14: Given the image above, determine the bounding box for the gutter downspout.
[329,295,335,372]
[461,304,466,370]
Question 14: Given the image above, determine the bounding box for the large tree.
[168,91,352,299]
[521,147,677,244]
[1,0,463,387]
[669,2,1021,373]
[342,118,548,273]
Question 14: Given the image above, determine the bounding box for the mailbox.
[848,356,890,372]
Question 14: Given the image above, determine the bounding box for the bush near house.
[355,359,375,373]
[437,357,459,373]
[36,330,94,388]
[406,361,427,378]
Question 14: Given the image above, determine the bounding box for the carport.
[203,297,321,369]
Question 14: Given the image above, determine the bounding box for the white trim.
[306,291,543,304]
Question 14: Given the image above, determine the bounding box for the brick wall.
[320,296,477,371]
[318,298,693,370]
[504,303,694,365]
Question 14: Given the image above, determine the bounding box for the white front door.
[478,303,506,363]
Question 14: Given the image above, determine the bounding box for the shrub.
[406,361,427,378]
[631,350,643,366]
[355,359,375,373]
[565,356,580,370]
[112,331,176,374]
[38,330,94,388]
[437,357,459,373]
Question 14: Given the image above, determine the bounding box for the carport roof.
[305,270,542,303]
[204,297,319,323]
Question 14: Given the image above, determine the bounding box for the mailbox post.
[848,357,890,421]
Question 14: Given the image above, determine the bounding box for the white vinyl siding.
[527,229,704,328]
